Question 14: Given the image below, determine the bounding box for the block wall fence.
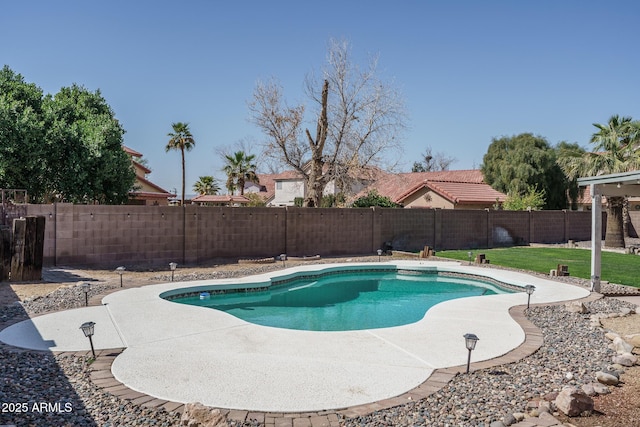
[22,204,599,268]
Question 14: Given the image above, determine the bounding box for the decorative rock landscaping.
[554,386,593,417]
[339,299,638,427]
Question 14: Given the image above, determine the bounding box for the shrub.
[352,190,401,208]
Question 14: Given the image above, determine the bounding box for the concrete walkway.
[0,261,590,413]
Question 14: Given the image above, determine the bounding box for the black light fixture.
[80,321,96,358]
[463,333,479,374]
[82,283,90,307]
[377,249,382,262]
[115,266,125,287]
[280,254,286,268]
[169,262,178,281]
[525,285,536,310]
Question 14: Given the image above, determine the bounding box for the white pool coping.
[0,260,590,412]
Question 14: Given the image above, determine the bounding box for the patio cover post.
[590,184,602,293]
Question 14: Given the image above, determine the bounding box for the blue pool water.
[168,270,512,331]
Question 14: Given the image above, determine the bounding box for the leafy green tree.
[502,186,546,211]
[320,193,346,207]
[166,122,195,206]
[223,151,257,195]
[1,66,134,203]
[193,176,220,195]
[352,190,401,208]
[558,115,640,248]
[42,84,135,204]
[555,141,585,210]
[481,133,568,210]
[0,66,47,199]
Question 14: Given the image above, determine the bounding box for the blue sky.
[3,1,639,193]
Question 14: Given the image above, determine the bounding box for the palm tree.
[193,176,221,195]
[223,151,258,195]
[558,115,640,248]
[165,122,195,206]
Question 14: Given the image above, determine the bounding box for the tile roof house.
[573,190,605,211]
[124,146,175,206]
[242,173,279,205]
[242,171,307,206]
[247,168,384,207]
[191,194,250,206]
[357,170,507,209]
[573,190,640,214]
[247,168,506,209]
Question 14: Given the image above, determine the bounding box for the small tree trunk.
[181,147,186,206]
[605,196,625,248]
[304,80,329,208]
[305,160,325,207]
[239,178,245,195]
[623,198,629,238]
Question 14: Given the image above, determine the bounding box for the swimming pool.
[164,268,515,331]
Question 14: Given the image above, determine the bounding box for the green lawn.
[437,247,640,289]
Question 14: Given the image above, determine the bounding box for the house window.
[276,182,282,190]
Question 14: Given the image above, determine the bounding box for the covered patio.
[577,170,640,292]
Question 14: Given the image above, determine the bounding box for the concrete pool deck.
[0,261,590,413]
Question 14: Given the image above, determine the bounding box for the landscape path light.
[80,321,96,358]
[463,333,479,374]
[525,285,536,310]
[115,266,125,287]
[377,249,382,262]
[82,283,90,307]
[280,254,286,268]
[468,251,473,264]
[169,262,178,281]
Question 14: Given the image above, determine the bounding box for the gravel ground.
[0,256,638,426]
[340,298,638,427]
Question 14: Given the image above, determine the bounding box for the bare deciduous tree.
[249,39,406,207]
[411,146,457,172]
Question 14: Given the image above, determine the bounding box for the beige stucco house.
[246,169,506,209]
[357,170,506,209]
[124,146,175,205]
